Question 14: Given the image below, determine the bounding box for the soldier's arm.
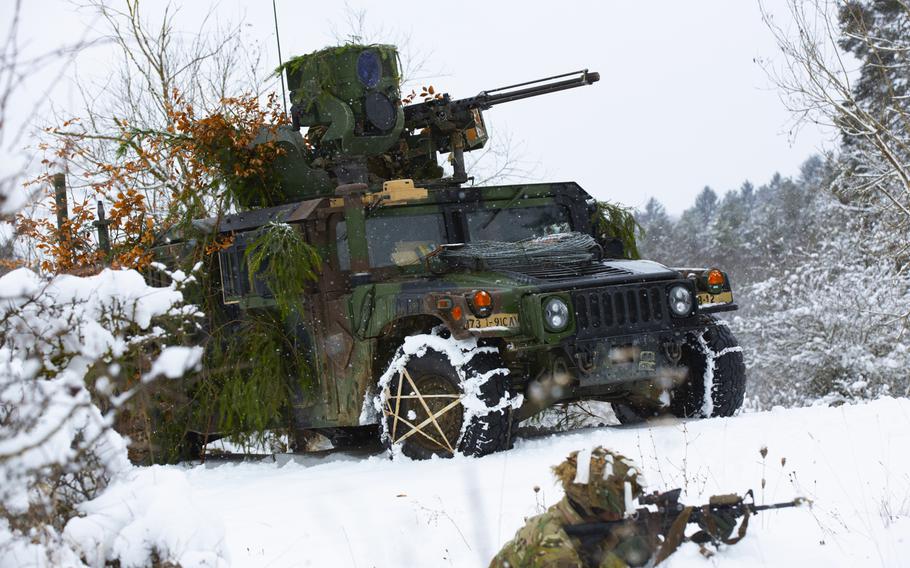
[490,513,586,568]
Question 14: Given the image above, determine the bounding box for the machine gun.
[400,70,600,183]
[253,45,601,207]
[564,489,806,561]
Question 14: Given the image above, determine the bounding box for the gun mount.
[255,44,599,208]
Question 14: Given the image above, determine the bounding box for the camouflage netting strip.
[439,232,601,270]
[553,447,644,517]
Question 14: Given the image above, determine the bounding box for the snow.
[65,467,229,568]
[143,346,204,381]
[0,267,202,568]
[107,396,910,568]
[1,269,906,568]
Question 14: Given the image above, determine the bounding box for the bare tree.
[760,1,910,230]
[328,1,436,88]
[0,1,102,273]
[41,0,270,219]
[465,127,541,186]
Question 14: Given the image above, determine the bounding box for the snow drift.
[176,397,910,567]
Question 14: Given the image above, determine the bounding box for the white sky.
[8,0,835,215]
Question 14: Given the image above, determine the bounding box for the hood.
[382,258,679,293]
[489,258,680,289]
[426,233,680,289]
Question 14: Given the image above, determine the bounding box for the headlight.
[544,297,570,332]
[668,285,693,317]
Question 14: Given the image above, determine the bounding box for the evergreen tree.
[636,197,673,262]
[713,187,747,275]
[673,186,718,265]
[838,1,909,120]
[633,155,910,408]
[834,1,910,236]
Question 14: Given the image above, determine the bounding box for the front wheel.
[379,341,514,460]
[671,316,746,418]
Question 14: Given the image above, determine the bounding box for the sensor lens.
[364,92,397,131]
[357,50,382,88]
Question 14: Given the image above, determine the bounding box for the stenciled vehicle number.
[466,313,520,330]
[696,291,733,306]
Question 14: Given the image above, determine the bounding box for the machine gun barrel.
[403,69,599,125]
[471,69,600,109]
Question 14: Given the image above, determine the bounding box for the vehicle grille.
[572,284,668,339]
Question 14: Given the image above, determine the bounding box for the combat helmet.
[553,446,645,517]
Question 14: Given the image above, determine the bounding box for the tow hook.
[663,341,683,365]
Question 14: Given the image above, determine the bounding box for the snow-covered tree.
[637,151,910,408]
[764,0,910,256]
[635,198,674,262]
[673,186,719,264]
[734,194,910,407]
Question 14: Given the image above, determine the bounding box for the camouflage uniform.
[490,447,654,568]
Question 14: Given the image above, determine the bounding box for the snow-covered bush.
[732,200,910,408]
[64,466,229,568]
[0,266,214,566]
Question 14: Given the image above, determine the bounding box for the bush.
[0,267,208,565]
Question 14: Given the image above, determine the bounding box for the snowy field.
[116,397,910,567]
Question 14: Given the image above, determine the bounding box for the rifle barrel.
[563,498,805,540]
[751,500,804,512]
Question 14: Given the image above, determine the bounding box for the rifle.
[400,70,600,183]
[564,489,807,563]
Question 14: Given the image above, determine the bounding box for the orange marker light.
[707,269,725,287]
[451,306,463,320]
[473,290,493,309]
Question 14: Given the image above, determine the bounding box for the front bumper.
[513,279,726,391]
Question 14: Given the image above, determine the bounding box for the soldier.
[490,446,654,568]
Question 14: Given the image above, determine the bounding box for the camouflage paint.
[198,181,736,429]
[149,45,737,432]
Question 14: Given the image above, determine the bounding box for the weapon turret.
[286,45,405,165]
[257,44,600,207]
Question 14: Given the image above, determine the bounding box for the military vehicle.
[161,44,746,459]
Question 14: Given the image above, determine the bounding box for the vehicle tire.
[671,316,746,419]
[611,402,661,425]
[380,345,513,460]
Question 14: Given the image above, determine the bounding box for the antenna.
[272,0,288,116]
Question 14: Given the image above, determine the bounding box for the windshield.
[466,204,572,242]
[337,212,445,270]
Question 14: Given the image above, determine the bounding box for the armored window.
[466,205,572,242]
[336,218,350,271]
[219,245,242,303]
[217,230,275,303]
[336,212,445,270]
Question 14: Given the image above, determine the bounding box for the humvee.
[162,44,746,459]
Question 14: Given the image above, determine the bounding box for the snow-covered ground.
[146,397,910,567]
